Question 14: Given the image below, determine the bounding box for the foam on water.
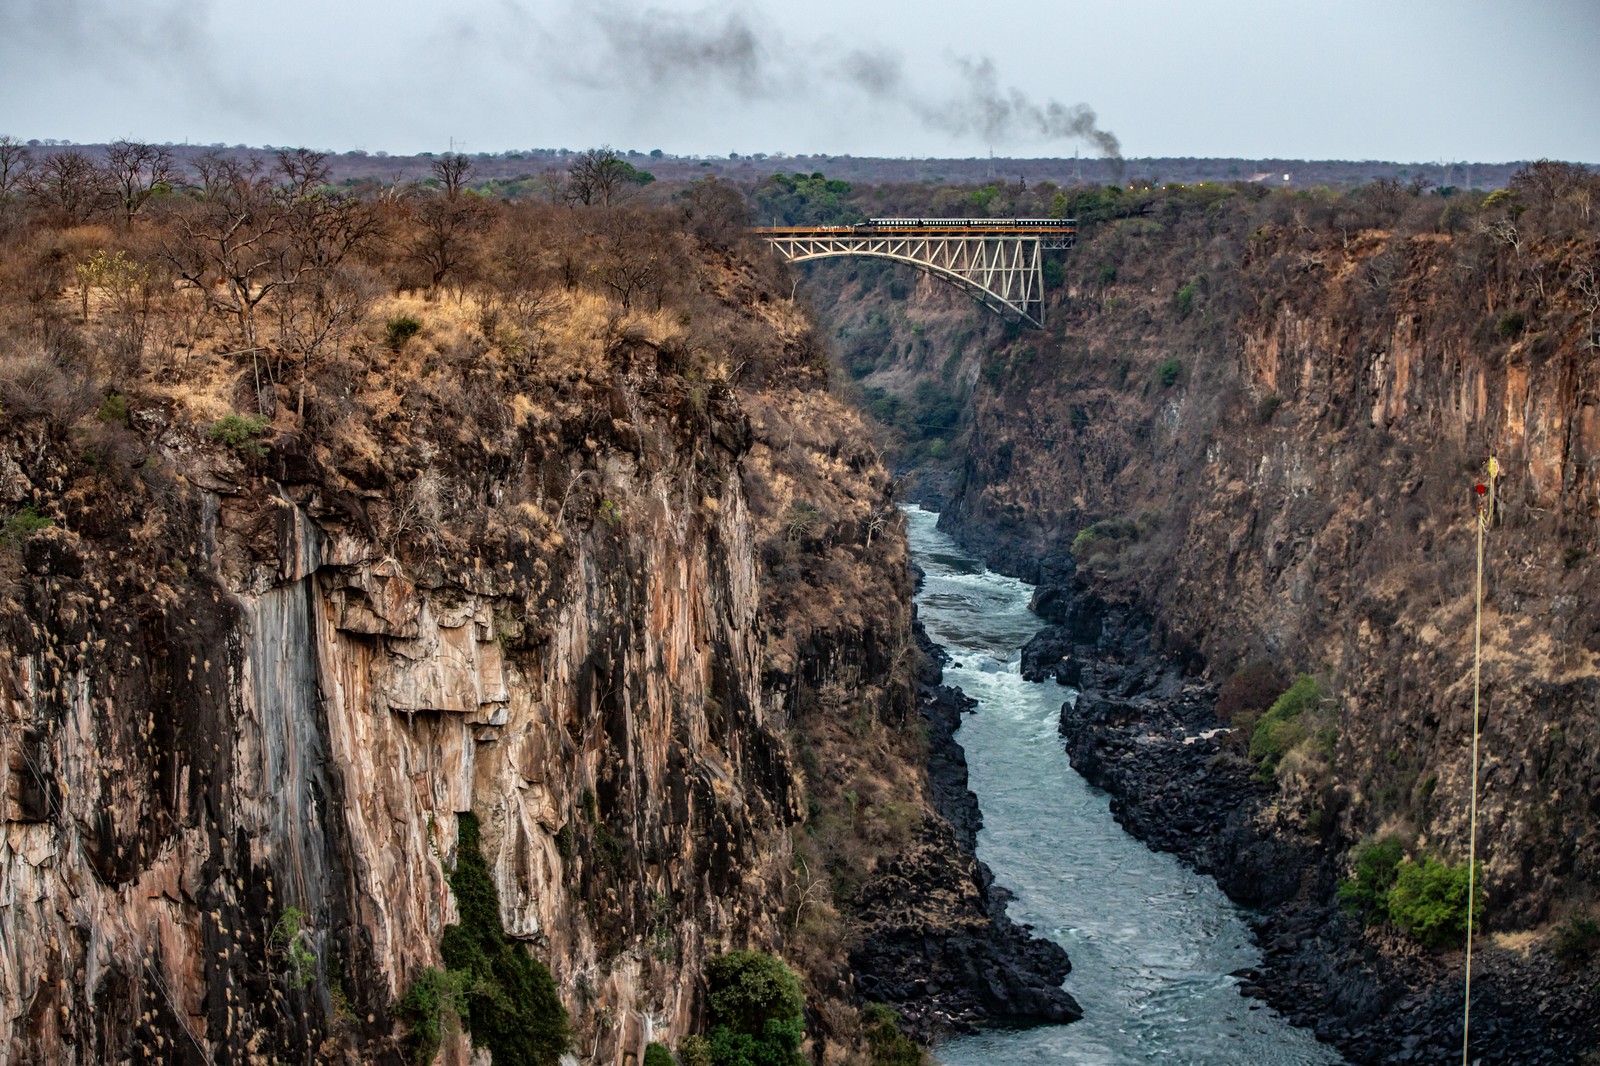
[907,506,1344,1066]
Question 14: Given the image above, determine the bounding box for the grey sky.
[2,0,1596,162]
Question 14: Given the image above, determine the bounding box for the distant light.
[1283,173,1291,182]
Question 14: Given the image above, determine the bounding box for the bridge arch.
[753,221,1074,329]
[783,246,1041,327]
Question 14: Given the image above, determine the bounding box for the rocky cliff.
[0,196,1068,1066]
[801,166,1600,1061]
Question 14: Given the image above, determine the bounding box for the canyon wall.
[802,170,1600,1059]
[946,188,1600,921]
[0,231,1025,1065]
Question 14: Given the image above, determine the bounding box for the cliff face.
[0,214,940,1065]
[942,205,1600,923]
[798,169,1600,1058]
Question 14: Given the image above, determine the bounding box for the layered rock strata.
[0,249,1066,1064]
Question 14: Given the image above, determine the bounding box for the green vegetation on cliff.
[795,161,1600,988]
[1248,674,1326,779]
[399,813,568,1066]
[686,951,806,1066]
[1387,856,1484,948]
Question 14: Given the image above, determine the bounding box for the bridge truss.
[753,222,1076,329]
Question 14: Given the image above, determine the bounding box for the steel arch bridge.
[752,219,1076,329]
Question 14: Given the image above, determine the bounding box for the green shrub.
[441,813,570,1066]
[861,1003,924,1065]
[1157,357,1183,387]
[1071,517,1138,558]
[1552,917,1600,963]
[96,393,128,423]
[396,967,470,1065]
[1249,674,1322,778]
[1336,835,1404,924]
[678,1034,714,1066]
[2,504,53,544]
[270,907,317,990]
[786,501,820,543]
[386,315,424,350]
[207,413,271,459]
[1387,856,1483,948]
[702,951,805,1066]
[1496,311,1526,339]
[1070,525,1098,556]
[644,1041,677,1066]
[1176,282,1198,317]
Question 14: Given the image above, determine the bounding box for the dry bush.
[0,347,92,424]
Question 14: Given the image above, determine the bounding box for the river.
[906,506,1344,1065]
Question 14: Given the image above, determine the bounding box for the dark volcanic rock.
[850,618,1082,1039]
[920,504,1600,1062]
[850,820,1082,1037]
[1019,625,1083,686]
[1049,582,1600,1064]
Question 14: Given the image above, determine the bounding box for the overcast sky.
[2,0,1596,163]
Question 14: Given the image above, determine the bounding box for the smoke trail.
[580,3,1121,158]
[0,0,260,130]
[838,49,906,98]
[595,7,776,96]
[917,57,1122,159]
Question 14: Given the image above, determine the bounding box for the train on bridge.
[865,217,1075,228]
[752,218,1076,235]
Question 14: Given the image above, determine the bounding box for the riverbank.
[1024,560,1600,1065]
[904,508,1343,1064]
[848,581,1082,1040]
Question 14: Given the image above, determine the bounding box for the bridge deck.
[753,224,1077,237]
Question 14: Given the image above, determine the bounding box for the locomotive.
[863,217,1075,228]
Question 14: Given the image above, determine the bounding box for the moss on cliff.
[439,813,569,1066]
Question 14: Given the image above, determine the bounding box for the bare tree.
[481,205,563,336]
[592,208,678,311]
[565,146,633,208]
[1478,216,1523,256]
[534,166,568,205]
[432,153,474,201]
[160,152,282,353]
[159,150,379,406]
[22,150,110,224]
[274,262,376,413]
[408,194,488,292]
[103,139,175,225]
[1571,254,1600,350]
[677,176,751,247]
[0,136,31,200]
[273,152,381,409]
[274,147,330,201]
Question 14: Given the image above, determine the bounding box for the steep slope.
[0,199,1071,1065]
[802,167,1600,1061]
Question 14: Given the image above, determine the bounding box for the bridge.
[752,218,1076,329]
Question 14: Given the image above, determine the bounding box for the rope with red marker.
[1463,456,1497,1065]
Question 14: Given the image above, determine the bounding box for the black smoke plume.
[582,3,1122,159]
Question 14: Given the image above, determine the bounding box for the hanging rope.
[1463,455,1497,1066]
